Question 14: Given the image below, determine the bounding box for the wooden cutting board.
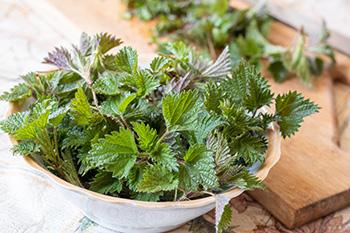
[46,0,350,229]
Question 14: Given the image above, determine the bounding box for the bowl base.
[87,214,184,233]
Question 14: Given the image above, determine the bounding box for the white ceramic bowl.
[8,103,281,233]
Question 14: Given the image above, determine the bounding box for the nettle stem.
[158,129,170,142]
[80,69,99,107]
[91,88,99,107]
[173,189,178,201]
[207,33,217,60]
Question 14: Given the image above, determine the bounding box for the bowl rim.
[7,102,281,209]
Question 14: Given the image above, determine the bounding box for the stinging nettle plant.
[0,33,319,232]
[124,0,335,86]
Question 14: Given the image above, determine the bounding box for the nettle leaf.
[87,128,138,168]
[150,56,169,73]
[0,111,29,134]
[183,144,219,190]
[207,132,236,175]
[134,70,160,97]
[193,153,219,190]
[43,46,72,70]
[184,144,207,164]
[229,169,264,190]
[0,83,31,102]
[190,112,224,143]
[12,141,40,156]
[92,71,120,95]
[151,142,178,172]
[127,164,145,191]
[62,126,100,150]
[101,92,137,117]
[229,133,268,165]
[15,111,49,140]
[223,62,273,112]
[159,41,191,67]
[131,122,158,151]
[268,60,288,83]
[162,90,199,131]
[220,102,265,137]
[216,196,232,233]
[106,155,137,179]
[283,35,311,85]
[179,165,198,192]
[275,91,319,138]
[201,46,231,79]
[90,171,123,195]
[114,47,138,74]
[96,33,123,54]
[71,88,94,125]
[204,82,223,114]
[137,165,179,193]
[49,104,68,127]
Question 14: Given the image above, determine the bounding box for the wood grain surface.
[230,1,350,228]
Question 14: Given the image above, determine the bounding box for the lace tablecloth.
[0,1,349,232]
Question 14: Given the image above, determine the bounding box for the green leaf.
[275,91,319,138]
[100,92,137,117]
[15,111,49,140]
[0,83,31,102]
[223,62,273,112]
[93,71,120,95]
[134,70,160,97]
[137,165,178,193]
[87,128,138,168]
[193,153,219,190]
[106,155,137,178]
[62,126,99,149]
[183,144,219,190]
[150,56,169,73]
[71,88,93,125]
[204,82,223,114]
[283,35,311,85]
[220,102,266,137]
[229,133,267,165]
[268,60,288,83]
[127,164,145,191]
[190,112,224,143]
[151,142,178,172]
[162,90,199,131]
[96,33,123,54]
[207,132,237,175]
[12,141,40,156]
[0,111,29,134]
[115,47,138,74]
[49,104,68,127]
[217,203,232,233]
[228,169,264,190]
[178,165,198,192]
[90,171,123,194]
[158,41,190,66]
[131,122,158,151]
[184,144,207,164]
[308,57,324,76]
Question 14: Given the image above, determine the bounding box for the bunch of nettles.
[124,0,335,85]
[0,33,318,232]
